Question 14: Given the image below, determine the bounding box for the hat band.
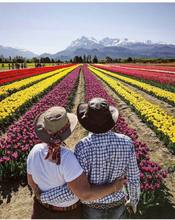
[44,121,70,142]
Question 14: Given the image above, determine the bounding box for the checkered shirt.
[40,131,140,206]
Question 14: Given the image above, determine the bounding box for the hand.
[125,199,137,214]
[33,185,42,200]
[113,176,126,192]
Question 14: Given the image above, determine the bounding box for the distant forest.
[0,55,175,66]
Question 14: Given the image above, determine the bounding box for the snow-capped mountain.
[51,36,175,60]
[67,36,103,50]
[66,36,175,50]
[67,36,130,49]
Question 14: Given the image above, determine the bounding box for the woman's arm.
[27,174,37,192]
[67,172,125,202]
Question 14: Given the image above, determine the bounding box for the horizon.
[0,3,175,54]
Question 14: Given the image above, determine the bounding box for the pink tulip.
[11,152,18,159]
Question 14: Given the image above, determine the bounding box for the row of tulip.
[94,64,175,86]
[119,64,175,73]
[0,64,74,85]
[0,66,70,100]
[91,66,175,106]
[83,64,167,213]
[0,65,77,133]
[0,67,80,179]
[89,67,175,152]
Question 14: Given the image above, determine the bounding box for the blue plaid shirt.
[40,132,140,205]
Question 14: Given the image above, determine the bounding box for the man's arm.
[40,183,76,204]
[126,143,140,213]
[39,173,125,205]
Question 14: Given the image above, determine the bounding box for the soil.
[65,70,86,148]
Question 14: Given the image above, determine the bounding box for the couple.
[27,97,140,219]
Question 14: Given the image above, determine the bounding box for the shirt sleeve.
[62,151,84,182]
[27,151,33,175]
[126,142,140,206]
[40,184,77,205]
[74,142,89,175]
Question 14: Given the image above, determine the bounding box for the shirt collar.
[89,131,112,136]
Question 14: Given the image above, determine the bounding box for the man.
[38,98,140,218]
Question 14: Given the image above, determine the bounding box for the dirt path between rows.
[65,70,86,148]
[96,76,175,206]
[0,70,86,219]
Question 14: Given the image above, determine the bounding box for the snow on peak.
[67,36,175,50]
[67,36,102,50]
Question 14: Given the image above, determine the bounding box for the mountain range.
[1,36,175,60]
[0,45,37,59]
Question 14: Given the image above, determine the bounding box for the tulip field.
[90,66,175,151]
[0,64,79,177]
[0,63,175,218]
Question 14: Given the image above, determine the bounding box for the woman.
[27,106,125,219]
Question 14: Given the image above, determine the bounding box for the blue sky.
[0,3,175,54]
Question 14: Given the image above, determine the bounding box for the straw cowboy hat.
[35,106,78,143]
[77,97,119,133]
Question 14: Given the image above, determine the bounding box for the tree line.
[0,56,62,64]
[71,55,98,63]
[101,57,175,64]
[0,54,175,66]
